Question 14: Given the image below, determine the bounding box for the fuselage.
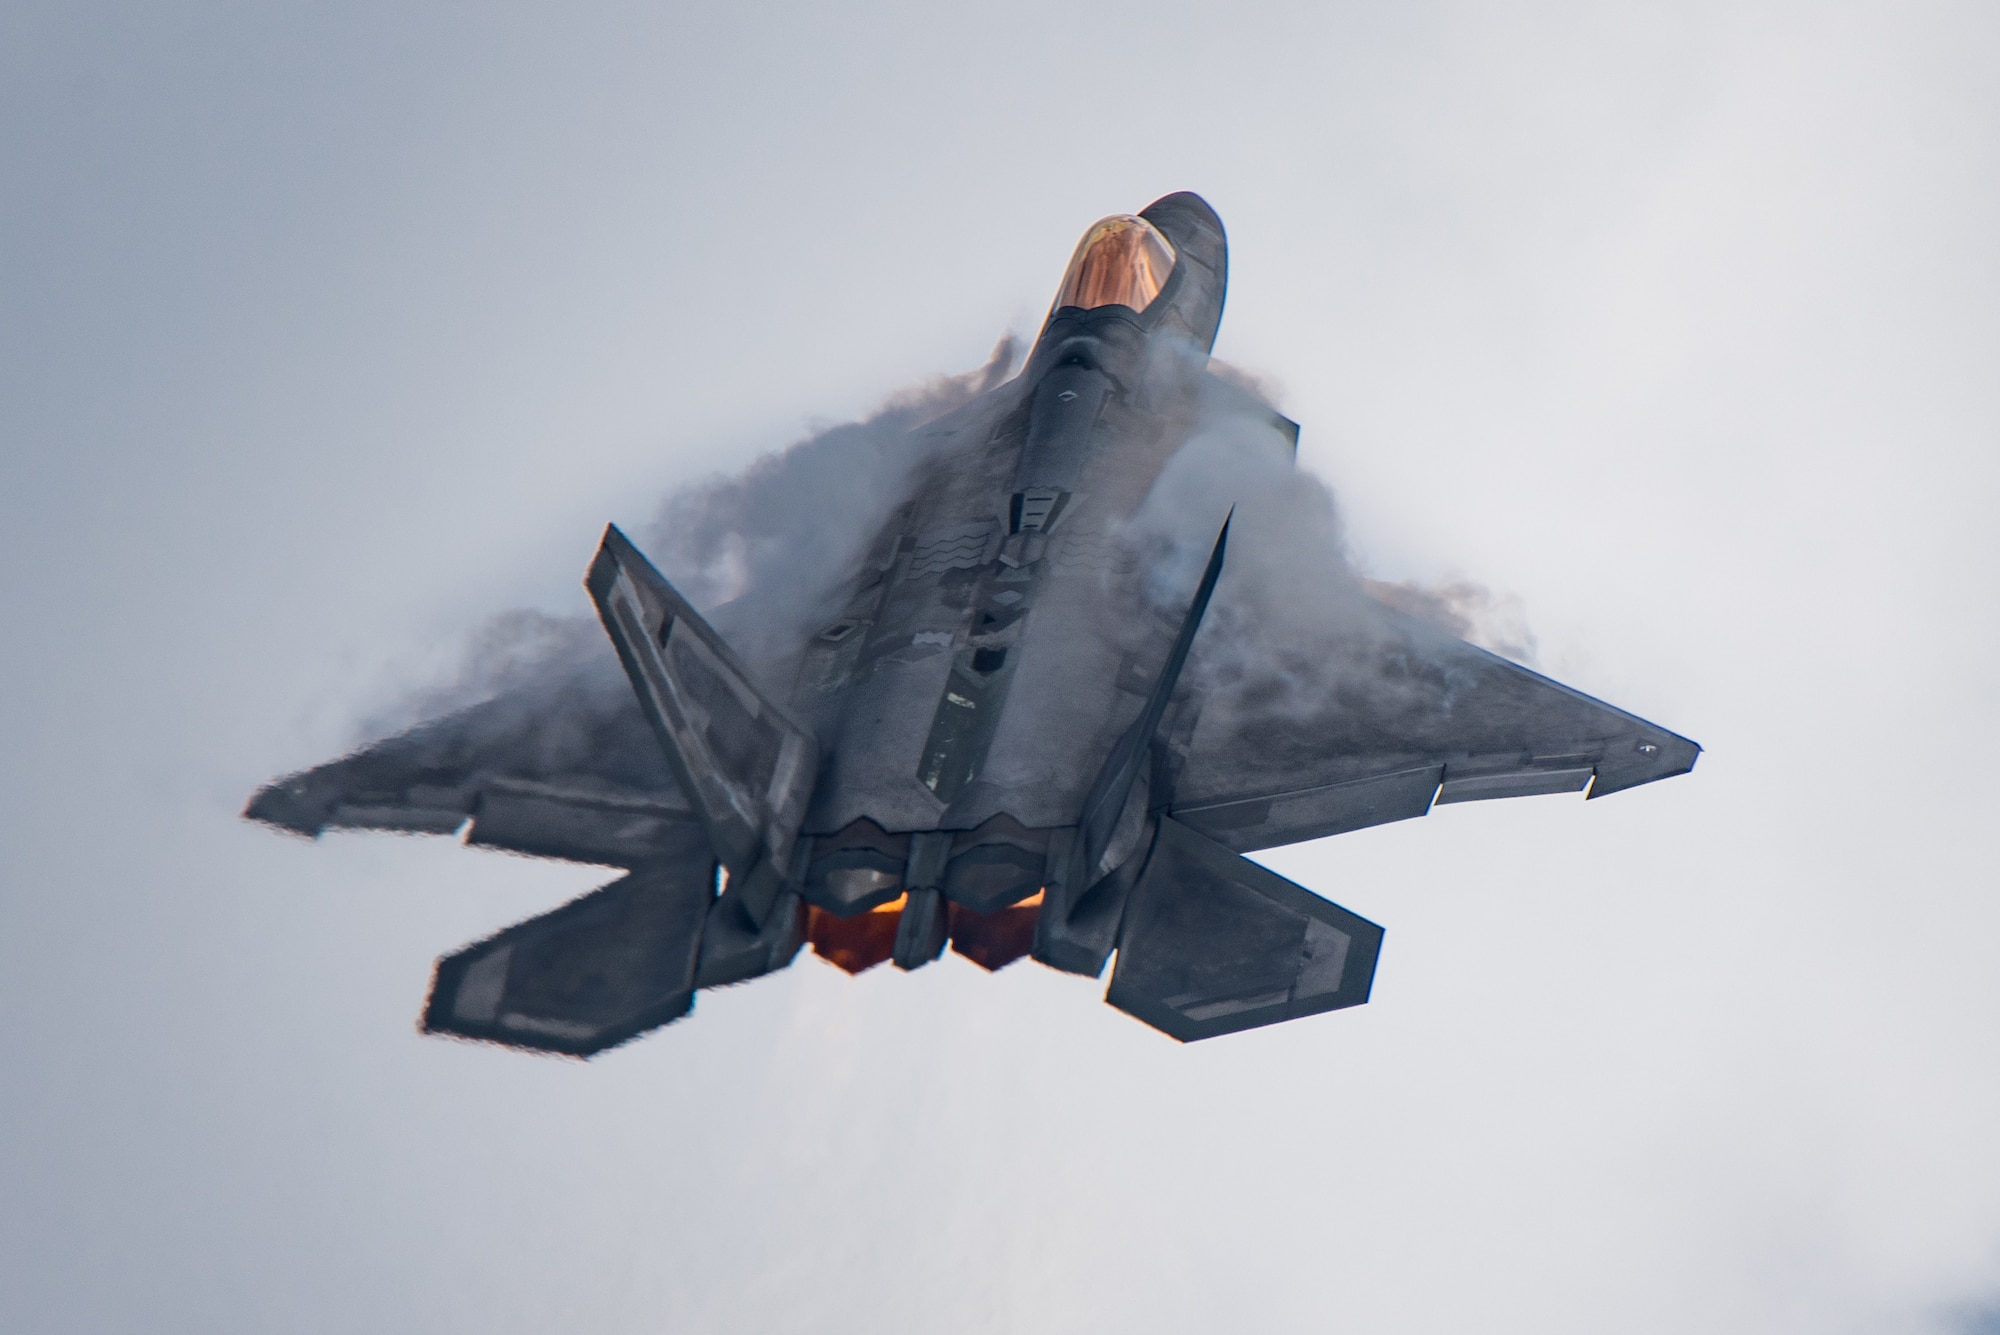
[771,195,1238,935]
[794,304,1197,837]
[242,190,1698,1048]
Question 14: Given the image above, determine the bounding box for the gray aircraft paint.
[246,192,1698,1053]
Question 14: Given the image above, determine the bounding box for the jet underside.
[246,193,1699,1054]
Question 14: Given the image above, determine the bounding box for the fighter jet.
[246,193,1698,1054]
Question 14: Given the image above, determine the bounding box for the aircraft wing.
[244,645,704,869]
[1167,602,1699,854]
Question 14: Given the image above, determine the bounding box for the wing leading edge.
[1168,603,1699,854]
[242,639,702,870]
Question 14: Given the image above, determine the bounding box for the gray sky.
[3,2,1998,1332]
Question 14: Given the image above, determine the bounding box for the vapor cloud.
[637,335,1022,682]
[363,329,1543,769]
[1362,577,1538,665]
[361,337,1023,744]
[1119,339,1550,742]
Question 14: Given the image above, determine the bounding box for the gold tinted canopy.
[1052,215,1177,314]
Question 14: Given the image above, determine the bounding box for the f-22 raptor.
[247,193,1698,1054]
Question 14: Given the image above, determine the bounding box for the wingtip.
[242,779,326,838]
[1585,734,1703,799]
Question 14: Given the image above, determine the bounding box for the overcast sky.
[3,3,1998,1332]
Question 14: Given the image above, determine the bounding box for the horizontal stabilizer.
[1108,817,1382,1042]
[586,525,819,923]
[423,856,715,1056]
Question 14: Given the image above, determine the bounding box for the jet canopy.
[1052,214,1177,314]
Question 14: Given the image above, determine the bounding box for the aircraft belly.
[246,192,1704,1053]
[803,638,958,833]
[942,572,1146,829]
[799,451,1005,832]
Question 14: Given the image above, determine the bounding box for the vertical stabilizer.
[1076,512,1230,881]
[586,526,819,926]
[1036,514,1230,976]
